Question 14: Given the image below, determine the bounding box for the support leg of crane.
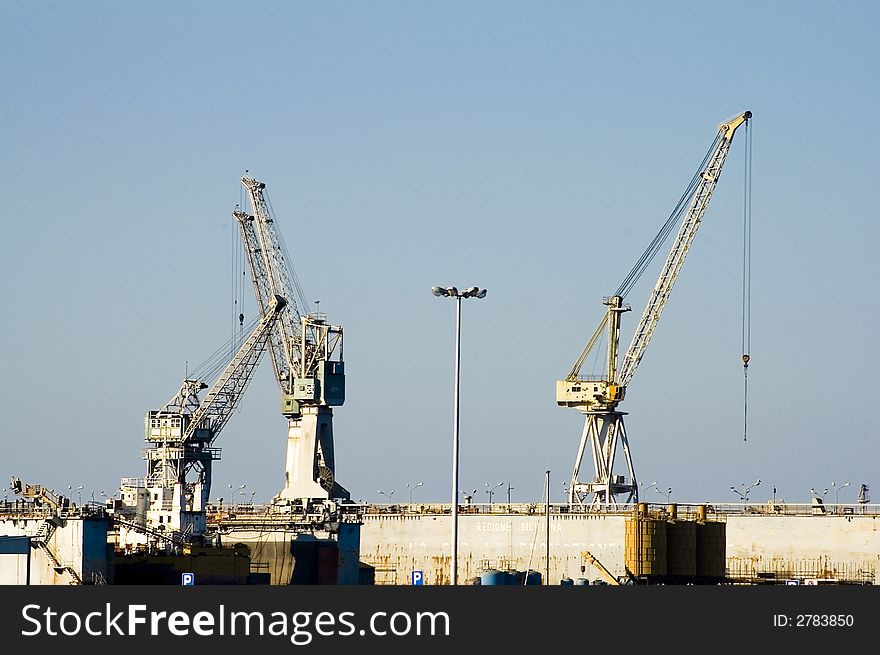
[568,418,592,505]
[570,411,637,509]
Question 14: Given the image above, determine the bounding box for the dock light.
[485,481,504,505]
[433,284,488,585]
[832,481,851,507]
[732,480,761,502]
[406,482,424,504]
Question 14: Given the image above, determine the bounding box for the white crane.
[131,294,287,540]
[557,111,751,508]
[234,177,348,502]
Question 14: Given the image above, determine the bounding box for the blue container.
[525,570,542,586]
[506,569,525,585]
[480,569,508,586]
[575,577,590,586]
[560,577,574,586]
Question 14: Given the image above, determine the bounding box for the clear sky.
[2,1,878,507]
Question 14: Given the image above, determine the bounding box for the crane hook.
[742,354,750,368]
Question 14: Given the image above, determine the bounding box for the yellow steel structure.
[558,112,751,508]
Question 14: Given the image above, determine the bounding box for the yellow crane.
[581,550,635,587]
[558,111,751,508]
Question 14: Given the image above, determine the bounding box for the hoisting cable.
[741,119,752,442]
[232,178,248,366]
[231,196,239,361]
[614,135,721,299]
[189,314,263,385]
[235,188,247,413]
[265,194,311,314]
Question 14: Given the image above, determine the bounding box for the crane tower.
[557,111,751,508]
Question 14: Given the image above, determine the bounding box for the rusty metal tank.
[695,520,726,579]
[625,515,667,576]
[666,519,697,577]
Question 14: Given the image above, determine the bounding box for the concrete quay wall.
[359,508,880,585]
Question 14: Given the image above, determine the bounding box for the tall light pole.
[731,479,761,502]
[228,484,246,503]
[485,481,503,505]
[406,482,424,504]
[68,484,84,506]
[832,481,851,507]
[433,284,487,585]
[641,481,659,501]
[378,489,395,502]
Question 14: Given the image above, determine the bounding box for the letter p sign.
[182,572,195,586]
[412,570,424,586]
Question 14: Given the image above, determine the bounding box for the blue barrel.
[506,569,525,585]
[480,569,507,586]
[525,570,542,586]
[575,578,590,586]
[560,577,574,586]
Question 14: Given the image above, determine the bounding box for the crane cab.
[556,379,625,409]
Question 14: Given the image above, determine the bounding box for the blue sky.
[2,1,878,506]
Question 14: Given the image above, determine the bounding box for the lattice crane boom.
[234,206,297,394]
[236,176,344,415]
[616,111,751,388]
[185,294,287,442]
[237,177,305,391]
[558,111,751,413]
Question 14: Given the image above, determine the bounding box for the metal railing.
[358,501,880,518]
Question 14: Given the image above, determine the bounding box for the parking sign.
[182,572,195,586]
[412,570,424,586]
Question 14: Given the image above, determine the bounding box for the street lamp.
[661,487,673,504]
[731,479,761,502]
[433,284,487,586]
[810,486,829,501]
[832,481,851,507]
[506,483,515,504]
[378,490,395,502]
[485,481,503,505]
[68,484,84,506]
[641,481,659,501]
[228,484,246,503]
[459,489,477,505]
[406,482,424,504]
